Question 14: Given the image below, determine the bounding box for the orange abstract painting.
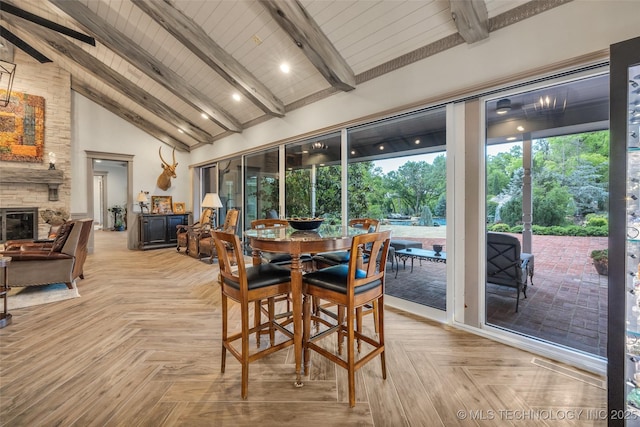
[0,90,45,162]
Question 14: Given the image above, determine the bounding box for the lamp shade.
[136,191,148,203]
[202,193,222,208]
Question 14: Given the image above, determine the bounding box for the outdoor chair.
[302,230,391,407]
[312,218,382,269]
[486,232,530,312]
[213,230,294,399]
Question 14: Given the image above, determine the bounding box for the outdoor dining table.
[244,223,368,387]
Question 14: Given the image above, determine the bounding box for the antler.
[159,146,172,166]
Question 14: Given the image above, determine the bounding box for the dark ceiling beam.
[450,0,489,44]
[0,26,51,63]
[132,0,285,118]
[49,0,242,133]
[0,1,95,46]
[1,12,213,145]
[73,79,190,152]
[259,0,355,91]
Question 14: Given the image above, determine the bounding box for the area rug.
[7,283,80,309]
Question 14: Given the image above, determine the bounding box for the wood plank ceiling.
[0,0,571,152]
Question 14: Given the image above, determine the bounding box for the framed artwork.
[172,202,186,214]
[151,195,173,214]
[0,91,46,163]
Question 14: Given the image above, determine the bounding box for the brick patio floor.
[385,234,608,358]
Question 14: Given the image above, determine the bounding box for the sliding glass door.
[485,72,610,357]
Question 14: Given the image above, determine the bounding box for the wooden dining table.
[244,223,367,386]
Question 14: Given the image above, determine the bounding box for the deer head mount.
[157,146,178,191]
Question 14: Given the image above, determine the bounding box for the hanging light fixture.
[0,37,15,107]
[0,60,16,107]
[496,98,512,115]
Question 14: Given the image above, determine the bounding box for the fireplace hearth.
[1,208,38,243]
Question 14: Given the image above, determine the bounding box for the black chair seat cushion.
[303,264,380,295]
[223,263,291,290]
[312,251,350,265]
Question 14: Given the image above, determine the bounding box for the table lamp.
[136,191,149,213]
[201,193,223,228]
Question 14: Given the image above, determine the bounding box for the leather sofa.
[0,218,93,288]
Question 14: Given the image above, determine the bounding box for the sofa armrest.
[1,251,74,261]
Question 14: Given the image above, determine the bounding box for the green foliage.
[489,223,511,232]
[590,249,608,261]
[498,196,521,227]
[533,186,571,226]
[585,214,608,227]
[420,205,433,226]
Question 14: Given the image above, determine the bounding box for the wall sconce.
[48,152,56,170]
[136,190,149,213]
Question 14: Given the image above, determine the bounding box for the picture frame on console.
[172,202,186,214]
[151,196,172,214]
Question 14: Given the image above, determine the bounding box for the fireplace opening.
[1,208,38,243]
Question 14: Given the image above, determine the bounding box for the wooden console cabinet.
[138,213,190,250]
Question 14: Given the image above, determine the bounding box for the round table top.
[244,224,367,242]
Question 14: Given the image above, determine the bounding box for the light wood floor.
[0,231,607,426]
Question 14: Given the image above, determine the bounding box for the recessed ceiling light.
[414,139,420,144]
[280,63,290,74]
[516,125,525,132]
[351,150,356,155]
[302,150,309,154]
[201,113,208,119]
[178,129,184,134]
[232,93,241,101]
[379,145,384,150]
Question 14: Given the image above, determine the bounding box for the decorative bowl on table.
[287,217,324,230]
[432,244,443,256]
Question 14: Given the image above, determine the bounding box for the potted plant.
[108,205,126,231]
[590,249,608,276]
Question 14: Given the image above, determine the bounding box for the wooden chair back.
[348,218,380,233]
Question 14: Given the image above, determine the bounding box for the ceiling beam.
[259,0,355,91]
[0,26,51,63]
[2,12,213,145]
[73,79,190,152]
[450,0,489,44]
[132,0,285,118]
[49,0,242,133]
[0,1,95,46]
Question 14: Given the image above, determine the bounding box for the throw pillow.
[49,221,74,253]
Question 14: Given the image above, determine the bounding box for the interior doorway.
[93,172,107,230]
[85,151,134,249]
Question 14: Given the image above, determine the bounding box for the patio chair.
[487,232,529,312]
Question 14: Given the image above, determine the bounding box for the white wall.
[189,0,639,164]
[71,93,192,215]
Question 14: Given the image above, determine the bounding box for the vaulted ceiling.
[0,0,571,152]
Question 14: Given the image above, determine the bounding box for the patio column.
[522,133,532,253]
[311,164,317,217]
